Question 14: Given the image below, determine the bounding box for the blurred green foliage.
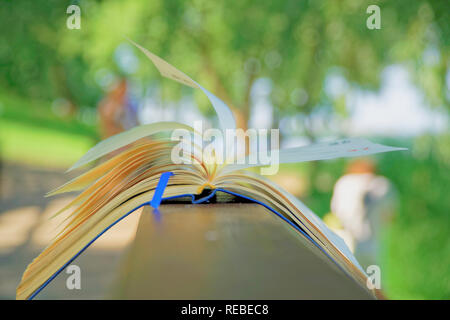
[380,135,450,299]
[0,0,448,299]
[0,1,448,130]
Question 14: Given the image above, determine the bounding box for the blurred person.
[98,78,138,139]
[327,159,397,269]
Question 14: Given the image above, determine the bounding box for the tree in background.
[3,0,447,135]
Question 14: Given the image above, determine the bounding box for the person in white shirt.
[329,159,396,269]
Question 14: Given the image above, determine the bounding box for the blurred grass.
[379,136,450,299]
[0,92,97,168]
[0,119,94,168]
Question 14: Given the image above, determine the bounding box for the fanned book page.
[16,41,405,300]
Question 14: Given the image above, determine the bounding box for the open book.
[16,40,405,300]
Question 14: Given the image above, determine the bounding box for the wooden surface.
[112,203,373,299]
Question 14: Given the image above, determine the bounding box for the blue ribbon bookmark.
[150,172,174,209]
[28,184,347,300]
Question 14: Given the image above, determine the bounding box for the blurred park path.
[0,162,140,299]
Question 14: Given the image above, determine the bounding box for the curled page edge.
[222,138,407,173]
[127,38,236,131]
[234,170,366,274]
[68,121,194,171]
